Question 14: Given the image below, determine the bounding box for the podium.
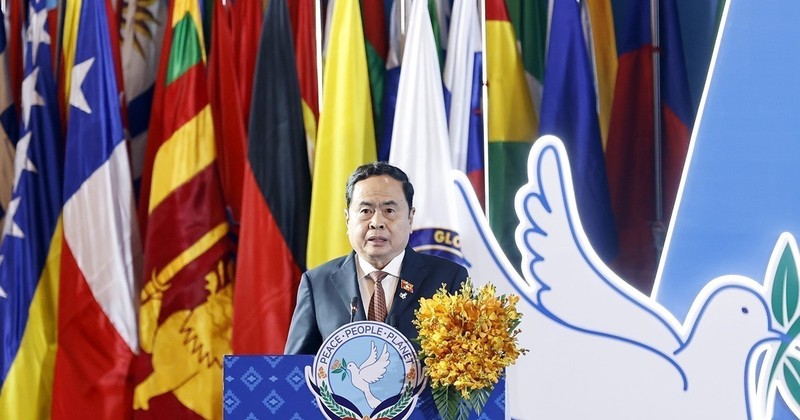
[223,355,506,419]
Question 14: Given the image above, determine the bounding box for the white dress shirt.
[356,251,404,316]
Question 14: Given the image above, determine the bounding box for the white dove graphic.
[449,135,785,419]
[346,340,390,409]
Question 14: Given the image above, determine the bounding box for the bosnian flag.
[389,0,463,265]
[52,0,140,416]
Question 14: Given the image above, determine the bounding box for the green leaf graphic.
[783,356,800,408]
[768,243,800,388]
[772,245,800,328]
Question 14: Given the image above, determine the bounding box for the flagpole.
[315,0,323,113]
[480,0,490,217]
[651,0,665,261]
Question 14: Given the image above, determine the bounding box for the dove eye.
[741,307,749,314]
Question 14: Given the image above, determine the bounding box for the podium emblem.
[305,321,426,419]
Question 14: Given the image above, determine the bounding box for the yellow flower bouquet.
[413,278,526,420]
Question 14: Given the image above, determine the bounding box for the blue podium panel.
[223,355,506,419]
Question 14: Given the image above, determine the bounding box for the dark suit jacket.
[284,247,468,355]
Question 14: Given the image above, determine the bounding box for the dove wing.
[516,137,682,353]
[359,344,390,384]
[360,341,379,369]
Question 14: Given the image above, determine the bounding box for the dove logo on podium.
[305,321,425,419]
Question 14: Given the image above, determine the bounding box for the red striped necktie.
[368,271,389,322]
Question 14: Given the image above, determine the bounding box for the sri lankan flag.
[133,0,233,418]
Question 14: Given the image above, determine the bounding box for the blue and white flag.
[389,0,463,265]
[538,0,618,263]
[443,0,484,205]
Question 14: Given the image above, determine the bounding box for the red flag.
[233,0,311,354]
[208,0,262,226]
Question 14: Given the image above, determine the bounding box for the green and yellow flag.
[486,0,542,272]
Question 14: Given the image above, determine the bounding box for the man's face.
[346,175,414,269]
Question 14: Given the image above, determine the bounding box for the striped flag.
[538,0,617,262]
[0,0,63,416]
[504,0,546,122]
[443,0,484,207]
[486,0,537,272]
[119,0,167,197]
[606,0,691,292]
[306,0,376,268]
[585,0,617,147]
[659,0,692,222]
[0,12,19,235]
[52,0,140,416]
[133,0,234,417]
[232,0,311,355]
[389,0,463,265]
[288,0,319,172]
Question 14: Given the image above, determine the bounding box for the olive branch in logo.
[331,358,348,381]
[373,381,417,418]
[318,381,360,419]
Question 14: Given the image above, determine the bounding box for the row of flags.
[0,0,702,418]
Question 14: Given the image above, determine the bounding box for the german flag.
[232,0,311,355]
[133,0,233,418]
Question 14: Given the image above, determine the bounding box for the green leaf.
[319,381,360,418]
[340,372,346,381]
[783,356,800,408]
[433,385,465,420]
[772,245,800,329]
[468,387,492,415]
[767,243,800,386]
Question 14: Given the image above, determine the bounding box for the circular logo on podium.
[305,321,426,419]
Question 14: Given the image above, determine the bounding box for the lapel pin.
[401,279,414,293]
[399,292,408,299]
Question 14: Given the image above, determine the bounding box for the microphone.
[349,297,359,323]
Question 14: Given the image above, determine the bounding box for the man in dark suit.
[285,162,468,355]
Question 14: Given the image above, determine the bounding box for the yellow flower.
[413,279,527,404]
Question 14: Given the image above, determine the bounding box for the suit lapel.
[331,252,366,320]
[390,248,427,318]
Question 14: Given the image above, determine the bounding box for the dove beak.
[769,328,792,343]
[776,331,793,343]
